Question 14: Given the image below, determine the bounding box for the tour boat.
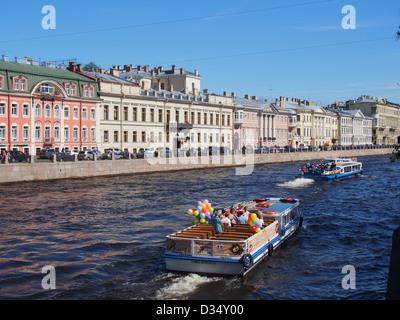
[298,158,363,181]
[163,197,302,277]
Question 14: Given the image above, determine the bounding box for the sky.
[0,0,399,106]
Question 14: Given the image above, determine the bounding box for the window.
[141,131,146,142]
[132,131,137,142]
[54,126,60,140]
[11,126,18,140]
[91,108,96,121]
[82,108,87,120]
[65,83,73,95]
[175,110,179,122]
[123,131,128,142]
[132,107,137,121]
[45,126,51,140]
[73,107,79,120]
[35,126,41,140]
[0,102,6,116]
[41,83,53,94]
[35,104,41,117]
[150,109,154,122]
[104,105,109,120]
[142,108,146,122]
[83,85,94,97]
[90,128,96,141]
[64,106,70,119]
[210,114,213,125]
[23,104,29,117]
[0,74,4,89]
[158,110,163,122]
[13,78,19,90]
[82,127,87,141]
[23,126,29,140]
[0,125,6,140]
[11,103,18,116]
[198,112,201,125]
[73,127,79,141]
[64,127,70,141]
[104,130,109,142]
[45,104,51,118]
[113,131,118,143]
[54,105,60,118]
[204,113,207,125]
[227,115,230,126]
[216,114,219,126]
[114,106,119,120]
[123,107,128,121]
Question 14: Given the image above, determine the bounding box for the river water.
[0,154,398,300]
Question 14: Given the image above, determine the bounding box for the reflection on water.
[0,155,399,299]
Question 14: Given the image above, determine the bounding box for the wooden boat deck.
[171,217,276,241]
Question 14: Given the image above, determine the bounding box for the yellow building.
[348,96,400,144]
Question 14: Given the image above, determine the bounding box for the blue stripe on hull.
[300,169,363,181]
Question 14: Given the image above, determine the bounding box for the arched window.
[35,104,41,118]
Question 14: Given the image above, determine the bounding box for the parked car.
[50,152,75,162]
[78,151,92,160]
[91,149,104,159]
[178,148,188,157]
[284,145,295,152]
[104,151,124,160]
[39,148,56,159]
[136,148,155,158]
[7,150,31,163]
[209,146,219,156]
[156,147,171,158]
[186,148,198,157]
[69,149,79,156]
[219,147,231,155]
[121,151,134,159]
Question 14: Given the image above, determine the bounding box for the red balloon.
[201,208,207,213]
[251,226,256,232]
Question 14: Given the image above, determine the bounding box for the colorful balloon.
[188,209,193,215]
[203,199,209,205]
[256,227,261,233]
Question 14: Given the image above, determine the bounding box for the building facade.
[0,57,100,155]
[348,95,400,144]
[76,64,234,154]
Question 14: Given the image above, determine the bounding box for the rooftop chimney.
[137,65,142,71]
[68,62,76,72]
[180,68,185,74]
[223,91,229,97]
[77,64,82,72]
[144,65,150,72]
[252,96,258,101]
[231,92,237,98]
[244,94,251,100]
[172,65,176,72]
[110,68,120,77]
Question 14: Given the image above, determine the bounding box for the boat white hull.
[164,215,302,277]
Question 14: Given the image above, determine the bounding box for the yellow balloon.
[200,218,205,224]
[201,204,206,209]
[251,213,257,220]
[256,227,261,233]
[209,207,214,213]
[194,210,199,216]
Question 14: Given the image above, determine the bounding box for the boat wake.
[277,178,314,188]
[155,273,221,300]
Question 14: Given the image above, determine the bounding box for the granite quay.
[0,146,393,185]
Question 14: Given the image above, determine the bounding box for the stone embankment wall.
[0,148,393,184]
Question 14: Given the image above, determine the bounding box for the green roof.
[0,59,99,100]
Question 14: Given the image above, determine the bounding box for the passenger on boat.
[221,212,231,227]
[256,211,264,227]
[230,209,238,226]
[211,212,223,234]
[237,213,247,224]
[243,206,250,219]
